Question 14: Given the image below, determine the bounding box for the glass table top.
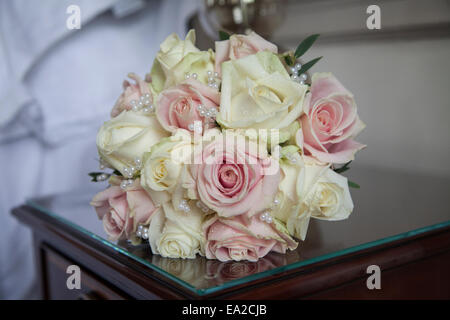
[27,165,450,295]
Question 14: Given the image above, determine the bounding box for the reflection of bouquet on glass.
[205,253,288,284]
[151,255,208,289]
[90,29,366,262]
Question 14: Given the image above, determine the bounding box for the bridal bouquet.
[90,30,365,262]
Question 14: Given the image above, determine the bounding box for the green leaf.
[88,172,103,178]
[294,34,320,58]
[284,55,294,66]
[112,169,122,176]
[219,30,230,41]
[334,161,352,174]
[297,56,322,75]
[348,180,360,189]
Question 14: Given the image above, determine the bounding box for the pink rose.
[156,79,220,133]
[111,73,152,117]
[90,180,157,241]
[204,215,297,262]
[299,73,366,164]
[215,31,278,76]
[192,132,279,217]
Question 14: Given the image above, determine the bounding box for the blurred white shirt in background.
[0,0,200,299]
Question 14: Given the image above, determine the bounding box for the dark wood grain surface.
[13,203,450,299]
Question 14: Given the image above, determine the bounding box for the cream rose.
[140,130,193,204]
[149,201,204,259]
[217,51,307,130]
[150,29,215,94]
[96,111,169,176]
[271,148,304,224]
[287,165,354,240]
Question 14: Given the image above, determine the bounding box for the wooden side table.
[12,167,450,299]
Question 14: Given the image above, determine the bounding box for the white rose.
[140,130,193,204]
[217,51,307,130]
[271,148,304,224]
[96,111,169,176]
[150,29,215,94]
[287,165,354,240]
[148,201,204,259]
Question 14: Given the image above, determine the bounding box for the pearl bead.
[299,73,307,81]
[191,73,197,79]
[290,67,297,74]
[294,63,302,70]
[140,96,146,102]
[207,71,212,76]
[188,123,194,131]
[144,93,150,99]
[197,105,204,111]
[214,72,219,78]
[291,74,299,81]
[207,76,214,83]
[185,73,190,79]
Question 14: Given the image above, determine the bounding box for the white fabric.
[0,0,200,299]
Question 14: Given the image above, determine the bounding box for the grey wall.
[274,0,450,177]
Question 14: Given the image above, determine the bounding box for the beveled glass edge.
[201,219,450,295]
[26,199,450,296]
[26,200,198,293]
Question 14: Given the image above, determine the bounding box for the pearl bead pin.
[120,179,134,190]
[136,225,149,240]
[196,201,210,213]
[289,63,307,84]
[96,173,108,182]
[207,70,221,89]
[260,211,273,223]
[130,93,153,113]
[178,200,191,213]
